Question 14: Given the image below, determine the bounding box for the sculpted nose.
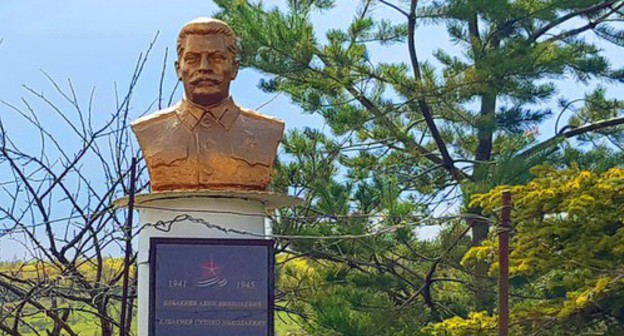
[199,55,213,72]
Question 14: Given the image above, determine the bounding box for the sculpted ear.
[175,61,182,80]
[231,60,239,80]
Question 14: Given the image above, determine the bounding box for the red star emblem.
[202,255,221,276]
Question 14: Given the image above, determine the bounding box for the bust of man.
[132,18,284,192]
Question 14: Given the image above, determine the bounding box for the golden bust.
[132,18,284,192]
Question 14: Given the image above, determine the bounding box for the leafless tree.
[0,38,169,335]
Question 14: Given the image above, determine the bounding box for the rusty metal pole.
[499,190,512,336]
[120,158,137,336]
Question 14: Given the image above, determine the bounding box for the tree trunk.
[472,92,497,311]
[98,302,113,336]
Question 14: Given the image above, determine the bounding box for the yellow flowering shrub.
[431,166,624,334]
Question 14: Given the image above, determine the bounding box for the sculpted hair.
[177,18,238,59]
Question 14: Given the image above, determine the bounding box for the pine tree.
[213,0,624,333]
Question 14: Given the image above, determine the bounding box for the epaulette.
[239,107,285,126]
[131,103,180,128]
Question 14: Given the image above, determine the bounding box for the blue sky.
[0,1,317,133]
[3,1,618,148]
[0,0,456,135]
[0,0,328,260]
[0,1,622,259]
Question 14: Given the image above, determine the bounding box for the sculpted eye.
[185,55,199,63]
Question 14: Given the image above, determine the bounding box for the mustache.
[189,74,222,85]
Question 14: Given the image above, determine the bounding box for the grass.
[11,302,304,335]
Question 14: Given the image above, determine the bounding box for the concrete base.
[133,195,270,336]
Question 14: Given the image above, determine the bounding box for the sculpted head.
[176,18,239,107]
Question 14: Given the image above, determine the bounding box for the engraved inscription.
[150,239,273,336]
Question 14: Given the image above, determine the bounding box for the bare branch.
[518,116,624,158]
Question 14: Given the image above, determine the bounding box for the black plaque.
[149,238,274,336]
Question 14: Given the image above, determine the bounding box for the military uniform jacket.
[132,97,284,192]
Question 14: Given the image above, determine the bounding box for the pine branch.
[517,116,624,159]
[545,3,624,44]
[311,48,471,182]
[378,0,409,17]
[528,1,620,43]
[407,0,460,181]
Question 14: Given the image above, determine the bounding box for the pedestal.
[113,191,302,336]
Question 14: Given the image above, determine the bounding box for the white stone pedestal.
[114,191,301,336]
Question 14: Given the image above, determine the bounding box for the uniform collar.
[177,96,239,131]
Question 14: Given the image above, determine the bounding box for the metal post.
[120,158,137,336]
[499,190,512,336]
